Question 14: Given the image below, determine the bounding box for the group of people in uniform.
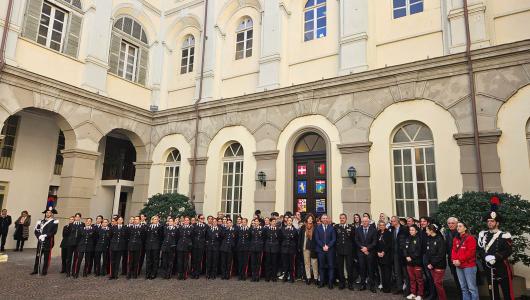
[29,199,515,300]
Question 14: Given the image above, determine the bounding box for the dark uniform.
[65,220,84,277]
[127,224,144,279]
[74,225,96,278]
[263,224,280,281]
[376,229,394,293]
[176,224,193,279]
[478,211,514,300]
[334,223,356,289]
[236,226,251,280]
[60,223,70,273]
[191,222,208,279]
[109,224,128,279]
[160,225,178,279]
[280,225,298,282]
[144,223,163,279]
[31,213,59,275]
[205,225,222,279]
[220,226,236,279]
[249,226,264,281]
[94,226,111,276]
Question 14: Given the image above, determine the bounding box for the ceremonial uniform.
[191,222,208,278]
[60,223,70,273]
[94,226,111,276]
[263,224,280,281]
[220,226,236,279]
[75,225,97,278]
[236,226,251,280]
[65,220,84,277]
[334,223,355,289]
[249,226,264,281]
[160,225,178,279]
[32,215,59,275]
[280,225,298,282]
[176,224,193,279]
[109,224,128,279]
[205,225,222,279]
[144,223,163,279]
[127,224,144,279]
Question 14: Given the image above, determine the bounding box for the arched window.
[109,16,149,85]
[304,0,327,42]
[221,143,244,219]
[63,0,82,9]
[235,17,253,60]
[180,35,195,74]
[164,149,181,194]
[392,122,437,218]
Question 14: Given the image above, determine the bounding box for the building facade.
[0,0,529,282]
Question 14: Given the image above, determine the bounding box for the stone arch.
[111,3,157,45]
[217,0,262,31]
[369,100,462,218]
[165,14,202,50]
[203,126,257,218]
[98,127,148,163]
[276,115,343,221]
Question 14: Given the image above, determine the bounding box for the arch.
[217,0,262,31]
[204,126,257,219]
[111,4,157,45]
[369,100,462,218]
[276,115,342,221]
[164,14,202,50]
[497,84,530,201]
[98,128,148,162]
[113,16,149,44]
[149,134,192,197]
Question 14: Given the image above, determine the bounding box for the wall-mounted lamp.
[257,171,267,187]
[347,166,357,184]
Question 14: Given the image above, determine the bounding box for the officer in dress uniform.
[263,217,281,282]
[161,217,178,279]
[126,216,144,279]
[478,197,514,300]
[220,219,236,280]
[60,216,74,273]
[280,216,298,283]
[109,216,128,280]
[176,216,193,280]
[65,213,84,277]
[335,213,356,290]
[30,207,59,276]
[74,218,97,278]
[94,219,111,276]
[144,215,163,280]
[249,218,264,282]
[205,218,222,279]
[191,214,208,279]
[236,218,252,281]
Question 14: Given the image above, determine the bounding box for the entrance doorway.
[293,133,327,216]
[118,192,128,217]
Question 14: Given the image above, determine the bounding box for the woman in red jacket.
[451,221,478,300]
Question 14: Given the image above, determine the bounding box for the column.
[257,0,281,91]
[80,0,113,94]
[338,0,368,75]
[112,183,121,215]
[337,142,372,214]
[129,161,152,215]
[253,151,279,216]
[446,0,489,54]
[453,130,502,192]
[188,157,208,214]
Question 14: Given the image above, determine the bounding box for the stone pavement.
[0,250,454,300]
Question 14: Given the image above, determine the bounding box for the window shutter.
[22,0,44,41]
[137,46,149,85]
[108,33,121,76]
[64,13,82,57]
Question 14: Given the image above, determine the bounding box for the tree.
[139,193,196,222]
[434,191,530,266]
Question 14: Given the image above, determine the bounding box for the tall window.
[392,122,437,218]
[304,0,327,42]
[393,0,424,19]
[180,35,195,74]
[0,182,8,209]
[235,18,253,60]
[37,2,68,52]
[221,143,244,219]
[118,41,138,81]
[54,131,65,175]
[0,116,20,170]
[164,149,181,194]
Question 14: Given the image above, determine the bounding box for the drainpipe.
[190,0,209,202]
[463,0,484,192]
[0,0,14,73]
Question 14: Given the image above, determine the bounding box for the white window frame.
[37,2,68,52]
[235,18,253,60]
[163,150,181,194]
[180,35,195,74]
[304,0,327,42]
[393,0,424,19]
[118,40,138,82]
[221,143,244,220]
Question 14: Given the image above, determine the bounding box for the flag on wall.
[297,181,307,194]
[297,164,307,175]
[317,163,326,175]
[316,199,326,213]
[297,199,307,212]
[315,180,326,194]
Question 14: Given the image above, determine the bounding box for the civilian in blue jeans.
[451,221,479,300]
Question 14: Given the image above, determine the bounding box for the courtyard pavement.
[0,249,458,300]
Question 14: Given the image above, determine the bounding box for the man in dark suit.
[314,214,336,289]
[355,216,377,293]
[0,209,12,252]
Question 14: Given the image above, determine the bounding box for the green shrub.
[139,193,196,222]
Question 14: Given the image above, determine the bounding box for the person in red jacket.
[451,221,478,300]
